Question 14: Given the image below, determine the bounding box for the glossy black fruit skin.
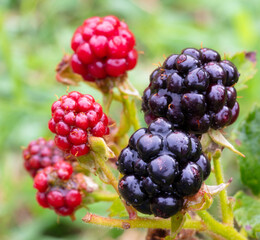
[117,118,211,218]
[151,195,183,218]
[176,54,199,73]
[148,155,179,185]
[118,175,146,205]
[200,48,221,63]
[220,60,239,86]
[142,47,240,134]
[184,68,209,91]
[117,147,135,174]
[207,84,227,113]
[195,154,211,180]
[176,162,203,197]
[137,134,163,161]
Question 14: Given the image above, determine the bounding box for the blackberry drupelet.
[117,118,211,218]
[142,47,240,134]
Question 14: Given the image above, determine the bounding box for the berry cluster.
[34,161,83,216]
[48,91,110,157]
[142,48,240,134]
[70,16,138,81]
[23,138,70,177]
[118,118,210,218]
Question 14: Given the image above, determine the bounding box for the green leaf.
[237,106,260,195]
[108,198,128,218]
[233,191,260,238]
[208,130,245,157]
[225,51,257,91]
[88,136,115,159]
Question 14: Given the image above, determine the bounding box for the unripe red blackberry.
[23,138,67,177]
[34,162,84,217]
[48,91,110,157]
[118,118,211,218]
[33,161,73,192]
[142,48,240,134]
[70,16,138,81]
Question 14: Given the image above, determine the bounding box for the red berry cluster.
[70,16,138,81]
[48,91,109,157]
[34,161,83,216]
[23,138,67,177]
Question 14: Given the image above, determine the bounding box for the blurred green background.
[0,0,259,239]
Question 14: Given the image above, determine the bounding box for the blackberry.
[118,118,211,218]
[142,47,240,134]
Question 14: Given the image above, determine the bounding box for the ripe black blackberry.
[117,118,211,218]
[142,48,240,134]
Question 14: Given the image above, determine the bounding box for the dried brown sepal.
[146,229,170,240]
[95,73,127,93]
[56,54,83,85]
[74,173,98,193]
[183,181,231,212]
[245,51,257,65]
[146,229,198,240]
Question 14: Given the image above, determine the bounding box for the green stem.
[103,93,113,115]
[95,153,119,194]
[124,96,141,131]
[88,192,118,202]
[114,93,141,139]
[82,213,204,231]
[78,153,137,219]
[170,213,185,239]
[197,211,246,240]
[213,152,234,225]
[95,153,137,219]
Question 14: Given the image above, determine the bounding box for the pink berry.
[48,92,110,156]
[89,35,108,58]
[77,43,95,65]
[36,192,49,208]
[65,190,82,208]
[47,190,65,208]
[55,206,75,216]
[127,49,138,70]
[55,135,71,151]
[34,172,48,192]
[70,15,138,81]
[70,144,90,156]
[106,58,127,77]
[54,161,73,180]
[92,122,107,137]
[87,60,106,79]
[23,138,66,177]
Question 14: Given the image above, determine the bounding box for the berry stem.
[212,151,234,225]
[94,153,137,219]
[88,192,118,202]
[170,212,186,239]
[95,153,119,193]
[82,213,204,230]
[121,93,141,131]
[197,210,246,240]
[114,93,141,139]
[103,92,114,115]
